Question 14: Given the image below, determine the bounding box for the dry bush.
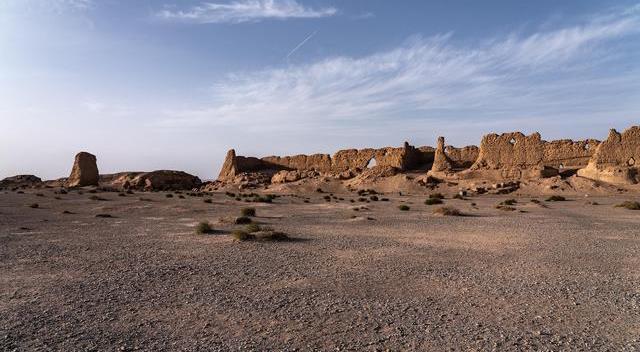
[195,221,213,234]
[425,198,443,205]
[615,201,640,210]
[398,205,410,211]
[433,206,463,216]
[241,207,256,217]
[235,216,252,224]
[546,195,567,202]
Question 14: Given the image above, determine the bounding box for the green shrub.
[196,221,213,234]
[615,201,640,210]
[241,207,256,217]
[425,198,443,205]
[546,195,566,202]
[398,205,410,211]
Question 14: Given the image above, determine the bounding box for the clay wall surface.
[218,142,426,181]
[542,139,599,168]
[445,145,479,169]
[577,127,640,184]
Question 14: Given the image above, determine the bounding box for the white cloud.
[0,0,92,13]
[158,5,640,135]
[157,0,337,24]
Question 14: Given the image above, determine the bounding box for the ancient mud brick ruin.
[66,152,99,187]
[578,127,640,184]
[217,125,640,186]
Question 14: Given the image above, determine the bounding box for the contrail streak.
[286,30,318,61]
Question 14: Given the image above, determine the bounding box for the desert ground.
[1,186,639,351]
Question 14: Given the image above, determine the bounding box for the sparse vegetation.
[369,195,379,201]
[36,193,44,197]
[240,207,256,217]
[118,193,126,197]
[496,205,517,211]
[28,203,39,209]
[235,216,252,224]
[425,198,443,205]
[95,214,113,218]
[429,193,445,199]
[139,197,152,202]
[398,205,410,211]
[245,223,262,233]
[62,210,73,214]
[232,229,253,241]
[501,199,517,206]
[433,206,463,216]
[546,195,567,202]
[195,221,214,234]
[89,195,107,201]
[166,194,173,198]
[615,201,640,210]
[453,194,465,200]
[203,198,212,203]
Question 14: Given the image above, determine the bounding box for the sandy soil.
[1,187,639,351]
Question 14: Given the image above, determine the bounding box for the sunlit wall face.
[1,0,639,180]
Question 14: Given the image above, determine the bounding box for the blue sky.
[1,0,639,180]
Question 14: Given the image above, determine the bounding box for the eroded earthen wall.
[577,127,640,184]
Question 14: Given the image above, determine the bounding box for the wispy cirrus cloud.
[0,0,93,13]
[157,0,337,24]
[159,5,640,137]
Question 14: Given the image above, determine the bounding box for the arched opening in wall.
[628,157,636,166]
[584,144,591,151]
[559,163,564,170]
[366,158,377,169]
[509,138,516,145]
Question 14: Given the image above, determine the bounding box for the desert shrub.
[225,192,236,197]
[118,193,126,197]
[195,221,213,234]
[496,205,517,211]
[95,214,113,218]
[453,194,465,200]
[398,205,410,211]
[303,200,310,203]
[165,194,173,198]
[425,198,443,205]
[381,198,390,202]
[253,196,272,203]
[235,197,241,201]
[433,206,463,216]
[54,196,61,200]
[62,210,73,214]
[350,199,355,203]
[546,195,567,202]
[245,223,261,233]
[370,195,379,201]
[139,197,152,201]
[17,190,24,194]
[501,199,517,206]
[241,207,256,217]
[203,198,212,203]
[232,229,254,241]
[36,193,44,197]
[89,195,107,201]
[429,193,445,199]
[256,231,289,241]
[316,188,324,193]
[324,195,331,201]
[28,203,39,208]
[126,190,134,194]
[530,199,541,204]
[358,197,366,202]
[235,216,252,224]
[59,189,68,194]
[178,195,185,199]
[615,201,640,210]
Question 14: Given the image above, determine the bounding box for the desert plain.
[1,183,639,351]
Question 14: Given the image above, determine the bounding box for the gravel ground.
[1,188,639,351]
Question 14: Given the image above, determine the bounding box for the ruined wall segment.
[577,127,640,184]
[543,139,599,169]
[66,152,99,187]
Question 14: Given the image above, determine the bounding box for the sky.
[1,0,640,180]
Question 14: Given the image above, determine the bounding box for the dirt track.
[1,188,639,351]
